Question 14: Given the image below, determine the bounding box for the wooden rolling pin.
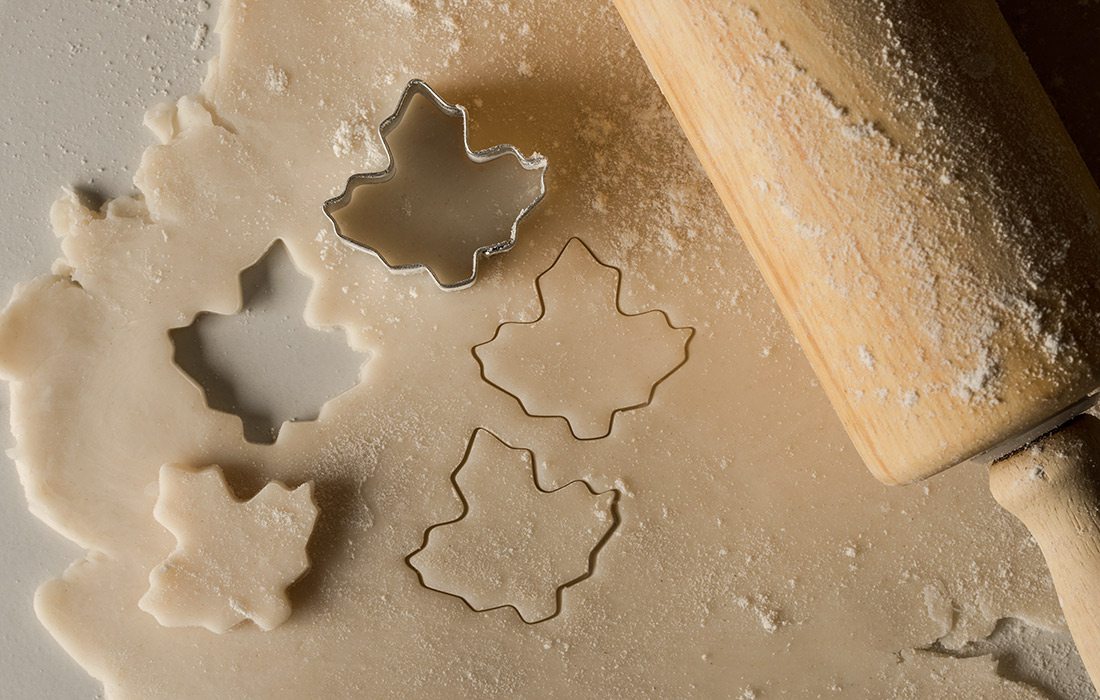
[613,0,1100,685]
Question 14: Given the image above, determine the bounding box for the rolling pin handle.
[990,414,1100,682]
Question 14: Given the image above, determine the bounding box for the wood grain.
[991,415,1100,685]
[614,0,1100,484]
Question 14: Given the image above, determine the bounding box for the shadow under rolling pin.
[614,0,1100,688]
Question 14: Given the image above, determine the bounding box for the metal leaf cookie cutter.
[323,79,548,291]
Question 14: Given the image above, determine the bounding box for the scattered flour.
[857,345,875,370]
[900,390,919,408]
[952,349,999,404]
[331,107,384,163]
[382,0,416,17]
[657,228,680,253]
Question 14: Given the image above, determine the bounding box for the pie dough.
[408,429,617,623]
[139,464,317,633]
[474,238,692,439]
[0,0,1088,697]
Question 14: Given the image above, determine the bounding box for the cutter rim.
[322,78,548,291]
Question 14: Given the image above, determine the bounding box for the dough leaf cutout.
[139,464,318,633]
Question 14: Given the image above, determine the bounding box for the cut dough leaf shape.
[408,429,618,623]
[475,238,693,439]
[139,463,318,633]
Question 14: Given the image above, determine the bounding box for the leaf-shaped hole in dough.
[169,240,366,443]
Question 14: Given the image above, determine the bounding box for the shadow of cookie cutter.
[322,79,548,291]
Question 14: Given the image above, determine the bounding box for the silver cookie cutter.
[322,79,548,291]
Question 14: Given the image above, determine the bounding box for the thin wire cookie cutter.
[323,79,548,291]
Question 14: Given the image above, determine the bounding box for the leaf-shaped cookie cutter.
[322,79,548,291]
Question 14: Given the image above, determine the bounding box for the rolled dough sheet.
[0,0,1087,697]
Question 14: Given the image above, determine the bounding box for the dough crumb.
[265,66,289,94]
[613,478,634,498]
[191,24,208,51]
[734,595,784,634]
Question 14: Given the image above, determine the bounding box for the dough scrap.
[0,0,1081,697]
[408,429,617,623]
[139,464,318,633]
